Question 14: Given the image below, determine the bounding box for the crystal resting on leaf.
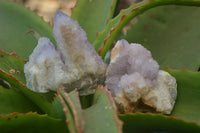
[105,39,177,114]
[24,11,107,95]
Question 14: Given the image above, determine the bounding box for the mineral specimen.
[24,11,107,95]
[106,39,177,114]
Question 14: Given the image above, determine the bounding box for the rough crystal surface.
[106,39,159,96]
[119,73,148,103]
[142,70,177,114]
[24,11,107,95]
[106,39,177,114]
[24,37,63,92]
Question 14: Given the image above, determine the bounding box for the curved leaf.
[0,70,52,114]
[93,0,200,58]
[83,86,122,133]
[166,68,200,124]
[49,96,66,120]
[124,5,200,70]
[0,49,26,84]
[0,1,54,59]
[0,112,68,133]
[0,49,56,104]
[58,86,123,133]
[0,86,41,114]
[119,113,200,133]
[72,0,117,43]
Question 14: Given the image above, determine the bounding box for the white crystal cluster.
[24,11,107,95]
[106,39,177,114]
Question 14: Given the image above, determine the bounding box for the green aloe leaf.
[0,49,26,84]
[0,49,56,113]
[0,49,56,103]
[93,0,200,58]
[0,70,52,114]
[123,5,200,70]
[0,86,41,114]
[165,68,200,124]
[119,113,200,133]
[83,86,123,133]
[58,86,123,133]
[0,1,54,59]
[0,112,68,133]
[49,96,66,120]
[58,89,82,133]
[72,0,117,43]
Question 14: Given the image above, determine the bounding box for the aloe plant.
[0,0,200,132]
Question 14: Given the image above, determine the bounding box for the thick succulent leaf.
[119,113,200,133]
[49,96,66,120]
[0,70,52,114]
[37,91,56,103]
[165,68,200,124]
[83,86,122,133]
[123,5,200,70]
[0,1,54,59]
[0,49,55,103]
[0,112,68,133]
[58,86,123,133]
[0,86,40,114]
[93,0,200,58]
[68,90,84,132]
[0,49,26,84]
[0,49,55,112]
[93,0,149,56]
[58,88,83,133]
[72,0,117,43]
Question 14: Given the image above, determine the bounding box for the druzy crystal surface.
[106,39,177,114]
[24,11,107,95]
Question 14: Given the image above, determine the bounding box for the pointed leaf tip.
[57,86,123,133]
